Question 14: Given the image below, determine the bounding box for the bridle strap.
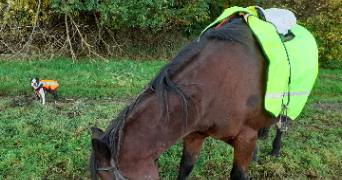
[97,167,115,172]
[96,159,127,180]
[96,159,116,172]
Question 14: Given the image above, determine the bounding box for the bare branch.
[68,14,109,62]
[8,0,42,59]
[0,0,16,54]
[65,13,76,63]
[105,27,125,53]
[95,14,112,56]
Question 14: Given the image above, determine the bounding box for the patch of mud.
[0,96,132,107]
[308,103,342,111]
[11,97,32,107]
[57,97,131,104]
[2,96,342,111]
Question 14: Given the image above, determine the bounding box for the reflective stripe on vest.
[265,91,311,98]
[41,82,59,86]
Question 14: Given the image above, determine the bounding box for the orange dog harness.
[34,80,59,93]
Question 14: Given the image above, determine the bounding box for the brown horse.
[89,15,279,180]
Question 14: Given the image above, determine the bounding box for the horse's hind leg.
[252,126,271,162]
[178,132,207,180]
[270,126,283,157]
[230,128,258,180]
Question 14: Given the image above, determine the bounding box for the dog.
[30,77,59,105]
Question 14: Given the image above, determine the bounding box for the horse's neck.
[120,95,191,160]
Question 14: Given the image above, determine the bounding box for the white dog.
[30,77,59,105]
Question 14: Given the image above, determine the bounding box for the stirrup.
[276,119,288,132]
[277,103,289,132]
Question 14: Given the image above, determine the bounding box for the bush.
[50,0,211,31]
[302,2,342,69]
[0,0,50,27]
[0,0,341,69]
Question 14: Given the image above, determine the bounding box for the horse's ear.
[91,126,104,139]
[91,139,111,160]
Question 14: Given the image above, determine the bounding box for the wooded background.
[0,0,341,68]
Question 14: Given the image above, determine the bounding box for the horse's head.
[90,127,122,180]
[30,76,40,88]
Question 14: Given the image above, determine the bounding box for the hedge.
[0,0,341,68]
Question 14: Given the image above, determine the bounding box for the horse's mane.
[90,16,250,180]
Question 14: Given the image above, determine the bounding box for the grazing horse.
[89,15,279,180]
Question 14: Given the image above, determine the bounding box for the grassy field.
[0,58,167,99]
[0,58,342,180]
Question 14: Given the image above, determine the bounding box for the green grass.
[158,105,342,180]
[0,98,127,179]
[308,68,342,103]
[0,58,167,99]
[1,59,341,102]
[0,59,342,179]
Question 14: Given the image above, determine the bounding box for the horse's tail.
[257,126,270,140]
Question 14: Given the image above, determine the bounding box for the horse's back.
[173,17,276,138]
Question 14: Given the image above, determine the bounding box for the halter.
[96,159,116,172]
[96,159,127,180]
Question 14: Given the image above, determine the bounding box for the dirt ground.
[308,102,342,111]
[6,96,342,112]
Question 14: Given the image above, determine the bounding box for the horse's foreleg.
[270,126,283,157]
[230,129,258,180]
[251,144,258,162]
[178,132,207,180]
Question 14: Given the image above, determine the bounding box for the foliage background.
[0,0,341,68]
